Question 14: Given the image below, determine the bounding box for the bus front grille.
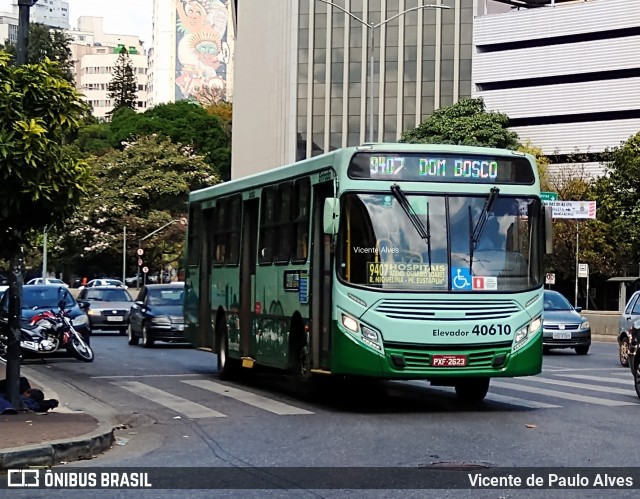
[385,343,509,371]
[375,299,521,321]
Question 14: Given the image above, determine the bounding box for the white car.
[25,278,69,287]
[79,278,127,291]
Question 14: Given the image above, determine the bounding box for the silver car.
[542,290,591,355]
[618,291,640,367]
[77,286,134,335]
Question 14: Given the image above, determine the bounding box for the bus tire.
[217,317,239,380]
[454,378,490,403]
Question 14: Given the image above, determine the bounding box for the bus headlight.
[341,314,359,333]
[340,313,384,352]
[513,316,541,352]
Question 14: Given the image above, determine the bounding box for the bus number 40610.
[472,324,512,336]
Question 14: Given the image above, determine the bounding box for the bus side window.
[292,179,310,262]
[275,183,293,263]
[259,187,276,264]
[225,195,241,265]
[213,199,227,265]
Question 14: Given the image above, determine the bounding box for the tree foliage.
[52,135,221,276]
[591,132,640,271]
[0,52,90,258]
[107,47,138,116]
[108,101,231,180]
[2,23,75,83]
[400,98,520,149]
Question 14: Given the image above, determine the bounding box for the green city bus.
[184,143,552,402]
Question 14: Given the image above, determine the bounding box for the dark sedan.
[78,286,134,335]
[0,285,91,342]
[542,290,591,355]
[128,283,185,348]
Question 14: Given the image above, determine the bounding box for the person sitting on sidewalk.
[0,376,58,413]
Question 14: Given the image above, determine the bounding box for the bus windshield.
[338,192,543,292]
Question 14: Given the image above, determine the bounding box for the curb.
[0,421,115,470]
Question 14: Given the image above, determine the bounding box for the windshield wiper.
[390,184,432,268]
[468,187,500,271]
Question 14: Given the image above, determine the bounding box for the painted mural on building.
[175,0,231,101]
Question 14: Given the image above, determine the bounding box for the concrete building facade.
[232,0,475,179]
[0,10,17,45]
[66,17,147,120]
[473,0,640,177]
[11,0,69,29]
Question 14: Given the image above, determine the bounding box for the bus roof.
[189,143,534,203]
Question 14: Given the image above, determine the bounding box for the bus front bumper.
[331,324,542,379]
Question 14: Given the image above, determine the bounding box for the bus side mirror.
[323,198,340,234]
[544,206,553,254]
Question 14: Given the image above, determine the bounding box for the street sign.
[578,263,589,278]
[142,266,149,274]
[137,259,143,266]
[548,201,596,219]
[136,248,144,256]
[540,192,558,203]
[545,273,555,285]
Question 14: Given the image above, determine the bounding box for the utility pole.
[6,0,39,410]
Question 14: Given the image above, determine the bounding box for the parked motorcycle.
[0,292,94,363]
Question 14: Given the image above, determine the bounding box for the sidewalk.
[0,360,115,469]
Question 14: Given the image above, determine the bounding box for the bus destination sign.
[348,152,535,185]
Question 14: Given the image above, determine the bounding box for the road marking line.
[483,392,561,409]
[403,381,560,409]
[115,381,227,418]
[555,374,633,385]
[492,381,636,406]
[93,374,201,379]
[182,379,314,415]
[519,377,637,397]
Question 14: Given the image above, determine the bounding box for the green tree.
[592,133,640,272]
[0,53,90,407]
[109,101,231,180]
[107,47,138,116]
[53,135,220,277]
[400,97,520,149]
[2,23,75,83]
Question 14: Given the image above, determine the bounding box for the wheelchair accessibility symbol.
[451,267,472,290]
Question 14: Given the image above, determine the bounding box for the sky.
[0,0,154,45]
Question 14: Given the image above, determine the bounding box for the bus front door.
[240,198,259,358]
[311,182,333,369]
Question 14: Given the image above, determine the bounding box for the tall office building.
[232,0,475,178]
[474,0,640,177]
[148,0,235,107]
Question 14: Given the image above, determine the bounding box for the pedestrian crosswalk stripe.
[555,374,633,385]
[492,380,636,406]
[520,376,637,397]
[483,392,561,409]
[403,380,560,409]
[182,379,314,415]
[115,381,227,419]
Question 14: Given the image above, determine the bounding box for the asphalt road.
[4,334,640,498]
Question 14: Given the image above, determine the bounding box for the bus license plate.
[432,354,467,367]
[553,331,571,340]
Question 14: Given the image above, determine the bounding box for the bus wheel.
[290,326,312,384]
[217,319,240,380]
[454,378,490,403]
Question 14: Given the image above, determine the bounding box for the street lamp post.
[136,218,187,288]
[16,0,39,65]
[316,1,449,143]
